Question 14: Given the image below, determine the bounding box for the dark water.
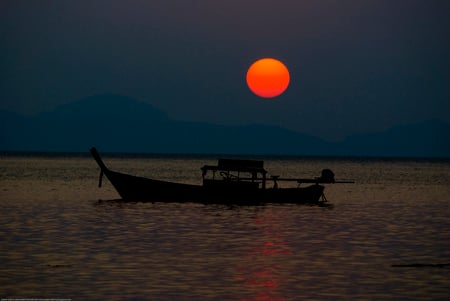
[1,154,449,300]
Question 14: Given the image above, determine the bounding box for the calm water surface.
[0,154,449,300]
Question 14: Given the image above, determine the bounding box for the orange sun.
[246,58,290,98]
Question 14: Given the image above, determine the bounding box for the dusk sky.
[1,0,449,141]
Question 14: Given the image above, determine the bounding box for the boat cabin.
[201,159,268,190]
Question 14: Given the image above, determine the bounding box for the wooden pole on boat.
[272,178,355,184]
[98,170,103,188]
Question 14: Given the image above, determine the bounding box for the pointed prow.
[90,147,108,188]
[90,147,108,171]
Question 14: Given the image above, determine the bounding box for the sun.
[246,58,290,98]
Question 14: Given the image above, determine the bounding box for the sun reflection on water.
[235,208,293,301]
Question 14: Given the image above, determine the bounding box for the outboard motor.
[318,169,335,183]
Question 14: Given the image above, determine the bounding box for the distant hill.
[38,94,169,123]
[1,94,449,157]
[0,94,330,155]
[338,120,450,157]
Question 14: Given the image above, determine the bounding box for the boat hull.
[91,148,325,205]
[103,169,325,205]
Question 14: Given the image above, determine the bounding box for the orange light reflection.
[235,209,293,301]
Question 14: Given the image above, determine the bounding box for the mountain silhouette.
[339,120,450,157]
[1,94,449,157]
[38,94,169,123]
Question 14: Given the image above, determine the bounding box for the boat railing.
[201,161,354,190]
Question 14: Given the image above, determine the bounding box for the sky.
[1,0,449,141]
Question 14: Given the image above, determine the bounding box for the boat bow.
[90,147,108,187]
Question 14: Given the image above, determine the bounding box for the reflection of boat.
[91,147,348,205]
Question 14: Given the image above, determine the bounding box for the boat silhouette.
[91,147,350,205]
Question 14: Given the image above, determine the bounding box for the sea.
[0,153,449,301]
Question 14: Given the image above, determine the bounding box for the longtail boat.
[91,147,352,205]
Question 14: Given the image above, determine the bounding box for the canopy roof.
[201,159,267,174]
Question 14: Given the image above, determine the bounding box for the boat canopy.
[201,159,267,175]
[201,159,268,189]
